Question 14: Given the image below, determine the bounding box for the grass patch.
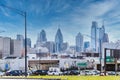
[28,75,120,80]
[0,76,120,80]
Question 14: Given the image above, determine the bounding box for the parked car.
[90,70,100,75]
[100,72,108,76]
[84,70,92,75]
[69,70,80,75]
[47,71,62,75]
[6,70,23,76]
[107,71,115,75]
[32,70,48,75]
[62,71,71,75]
[80,71,85,75]
[117,72,120,75]
[0,71,5,76]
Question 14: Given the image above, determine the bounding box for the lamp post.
[0,4,28,77]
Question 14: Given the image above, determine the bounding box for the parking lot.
[1,69,120,76]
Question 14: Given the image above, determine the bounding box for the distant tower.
[40,30,47,42]
[37,29,47,44]
[103,33,109,42]
[55,28,63,53]
[99,21,105,41]
[26,38,31,48]
[17,34,24,41]
[75,32,83,52]
[16,34,24,47]
[91,21,98,52]
[99,21,109,42]
[101,21,109,43]
[84,41,90,52]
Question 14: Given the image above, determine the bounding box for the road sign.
[106,56,114,62]
[77,62,87,67]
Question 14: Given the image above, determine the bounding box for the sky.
[0,0,120,46]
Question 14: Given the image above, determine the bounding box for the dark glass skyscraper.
[55,28,63,53]
[37,29,47,43]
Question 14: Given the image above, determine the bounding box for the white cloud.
[0,7,11,17]
[1,0,120,46]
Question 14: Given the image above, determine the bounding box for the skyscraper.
[91,21,98,52]
[36,29,47,47]
[26,38,31,48]
[76,32,83,52]
[16,34,24,48]
[103,33,109,42]
[17,34,24,41]
[37,29,47,43]
[98,22,109,53]
[99,22,109,43]
[0,37,11,58]
[10,39,23,57]
[99,22,105,42]
[45,41,55,53]
[84,41,90,52]
[55,28,63,53]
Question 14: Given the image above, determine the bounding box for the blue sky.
[0,0,120,46]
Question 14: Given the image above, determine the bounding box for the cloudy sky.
[0,0,120,46]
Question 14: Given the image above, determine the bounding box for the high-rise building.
[98,22,109,53]
[45,41,55,53]
[62,42,68,52]
[91,21,98,52]
[10,39,23,57]
[0,37,11,58]
[76,32,83,52]
[100,23,109,43]
[17,34,24,40]
[36,29,47,47]
[16,34,24,48]
[55,28,63,53]
[37,29,47,43]
[84,41,90,52]
[103,33,109,42]
[26,38,31,48]
[99,23,105,42]
[99,22,109,42]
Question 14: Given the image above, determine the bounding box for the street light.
[0,4,27,77]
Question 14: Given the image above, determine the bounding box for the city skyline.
[0,0,120,46]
